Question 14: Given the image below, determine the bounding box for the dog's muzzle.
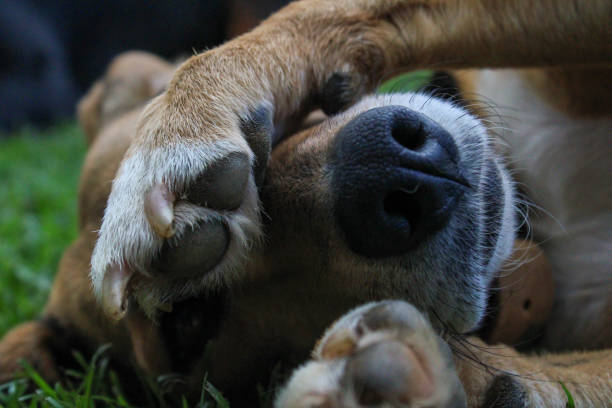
[331,105,469,257]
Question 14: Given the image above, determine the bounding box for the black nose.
[331,105,469,258]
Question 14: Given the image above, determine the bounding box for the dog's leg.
[276,300,612,407]
[91,0,612,318]
[0,234,134,385]
[0,321,61,384]
[456,338,612,407]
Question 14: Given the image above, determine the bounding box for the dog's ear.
[77,80,105,146]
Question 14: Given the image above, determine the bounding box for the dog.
[0,49,548,406]
[1,0,612,406]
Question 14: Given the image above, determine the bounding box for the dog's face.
[260,94,516,333]
[82,55,516,336]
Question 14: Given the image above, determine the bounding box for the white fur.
[274,361,347,408]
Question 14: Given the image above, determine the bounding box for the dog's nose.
[331,105,469,257]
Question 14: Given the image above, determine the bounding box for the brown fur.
[2,1,612,406]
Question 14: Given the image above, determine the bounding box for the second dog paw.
[276,301,466,407]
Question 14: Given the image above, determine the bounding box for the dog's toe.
[151,219,230,278]
[185,152,251,210]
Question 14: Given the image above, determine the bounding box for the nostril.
[383,190,421,228]
[391,118,427,151]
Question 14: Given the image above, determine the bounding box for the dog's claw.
[145,183,175,238]
[101,263,133,321]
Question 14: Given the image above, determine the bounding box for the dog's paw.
[276,301,466,408]
[90,53,275,319]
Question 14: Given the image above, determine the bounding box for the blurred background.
[1,0,290,131]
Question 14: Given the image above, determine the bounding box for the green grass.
[0,123,85,337]
[0,344,231,408]
[560,381,575,408]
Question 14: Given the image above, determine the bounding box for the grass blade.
[560,381,575,408]
[20,361,57,400]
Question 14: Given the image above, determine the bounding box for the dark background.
[0,0,288,132]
